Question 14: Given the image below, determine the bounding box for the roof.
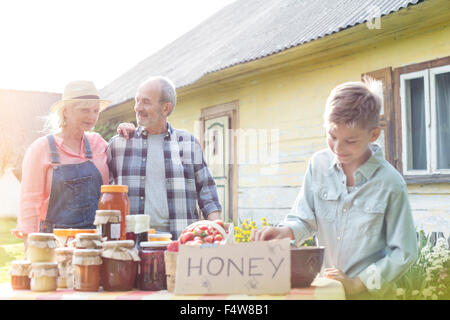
[100,0,421,106]
[0,89,61,176]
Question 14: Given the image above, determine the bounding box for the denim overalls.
[39,134,103,233]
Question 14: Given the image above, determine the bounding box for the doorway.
[199,101,239,223]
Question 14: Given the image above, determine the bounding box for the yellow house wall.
[168,20,450,234]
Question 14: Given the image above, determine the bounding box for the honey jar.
[94,210,121,241]
[55,247,74,289]
[100,240,140,291]
[27,233,57,262]
[98,185,130,240]
[29,262,58,292]
[72,249,102,292]
[10,260,31,290]
[138,241,170,291]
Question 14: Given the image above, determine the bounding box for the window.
[400,66,450,176]
[365,56,450,184]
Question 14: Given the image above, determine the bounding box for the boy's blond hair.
[324,76,382,130]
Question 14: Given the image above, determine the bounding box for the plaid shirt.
[106,123,222,238]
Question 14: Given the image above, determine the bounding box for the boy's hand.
[117,122,136,139]
[324,267,366,296]
[250,226,294,242]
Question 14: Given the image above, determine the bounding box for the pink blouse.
[13,132,109,238]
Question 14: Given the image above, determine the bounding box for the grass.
[0,218,25,283]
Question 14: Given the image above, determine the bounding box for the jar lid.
[126,215,149,233]
[126,214,149,224]
[31,262,58,269]
[10,260,31,276]
[75,233,102,240]
[102,240,135,249]
[11,260,31,266]
[53,229,96,237]
[101,185,128,193]
[73,249,102,257]
[140,241,171,248]
[94,210,121,225]
[148,233,172,239]
[28,232,56,241]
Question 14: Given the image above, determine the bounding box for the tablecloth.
[0,277,345,300]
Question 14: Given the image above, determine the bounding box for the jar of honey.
[94,210,121,241]
[27,233,57,262]
[10,260,31,290]
[72,249,102,292]
[29,262,58,292]
[98,185,130,240]
[126,215,149,249]
[55,248,74,289]
[75,233,103,249]
[138,241,170,291]
[100,240,140,291]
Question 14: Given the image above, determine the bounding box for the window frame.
[399,70,430,176]
[429,64,450,175]
[393,56,450,184]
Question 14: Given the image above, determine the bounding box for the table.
[0,277,345,300]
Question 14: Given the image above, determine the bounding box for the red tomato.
[214,234,223,242]
[179,231,194,244]
[204,235,214,243]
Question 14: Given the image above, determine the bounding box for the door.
[204,116,230,222]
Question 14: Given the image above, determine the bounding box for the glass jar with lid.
[29,262,58,292]
[55,247,74,289]
[126,214,149,249]
[138,241,170,291]
[98,185,130,240]
[10,260,31,290]
[72,249,102,292]
[27,233,57,262]
[94,210,121,241]
[75,233,103,249]
[100,240,140,291]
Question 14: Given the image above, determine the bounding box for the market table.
[0,277,345,300]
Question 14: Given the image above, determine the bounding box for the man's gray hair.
[148,76,177,116]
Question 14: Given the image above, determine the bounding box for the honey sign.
[174,238,291,295]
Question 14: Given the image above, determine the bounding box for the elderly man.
[107,76,221,238]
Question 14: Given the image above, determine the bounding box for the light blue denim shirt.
[280,144,418,291]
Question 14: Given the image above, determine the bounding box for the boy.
[251,78,418,297]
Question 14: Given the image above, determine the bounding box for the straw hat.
[50,80,112,113]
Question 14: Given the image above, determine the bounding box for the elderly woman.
[13,80,111,240]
